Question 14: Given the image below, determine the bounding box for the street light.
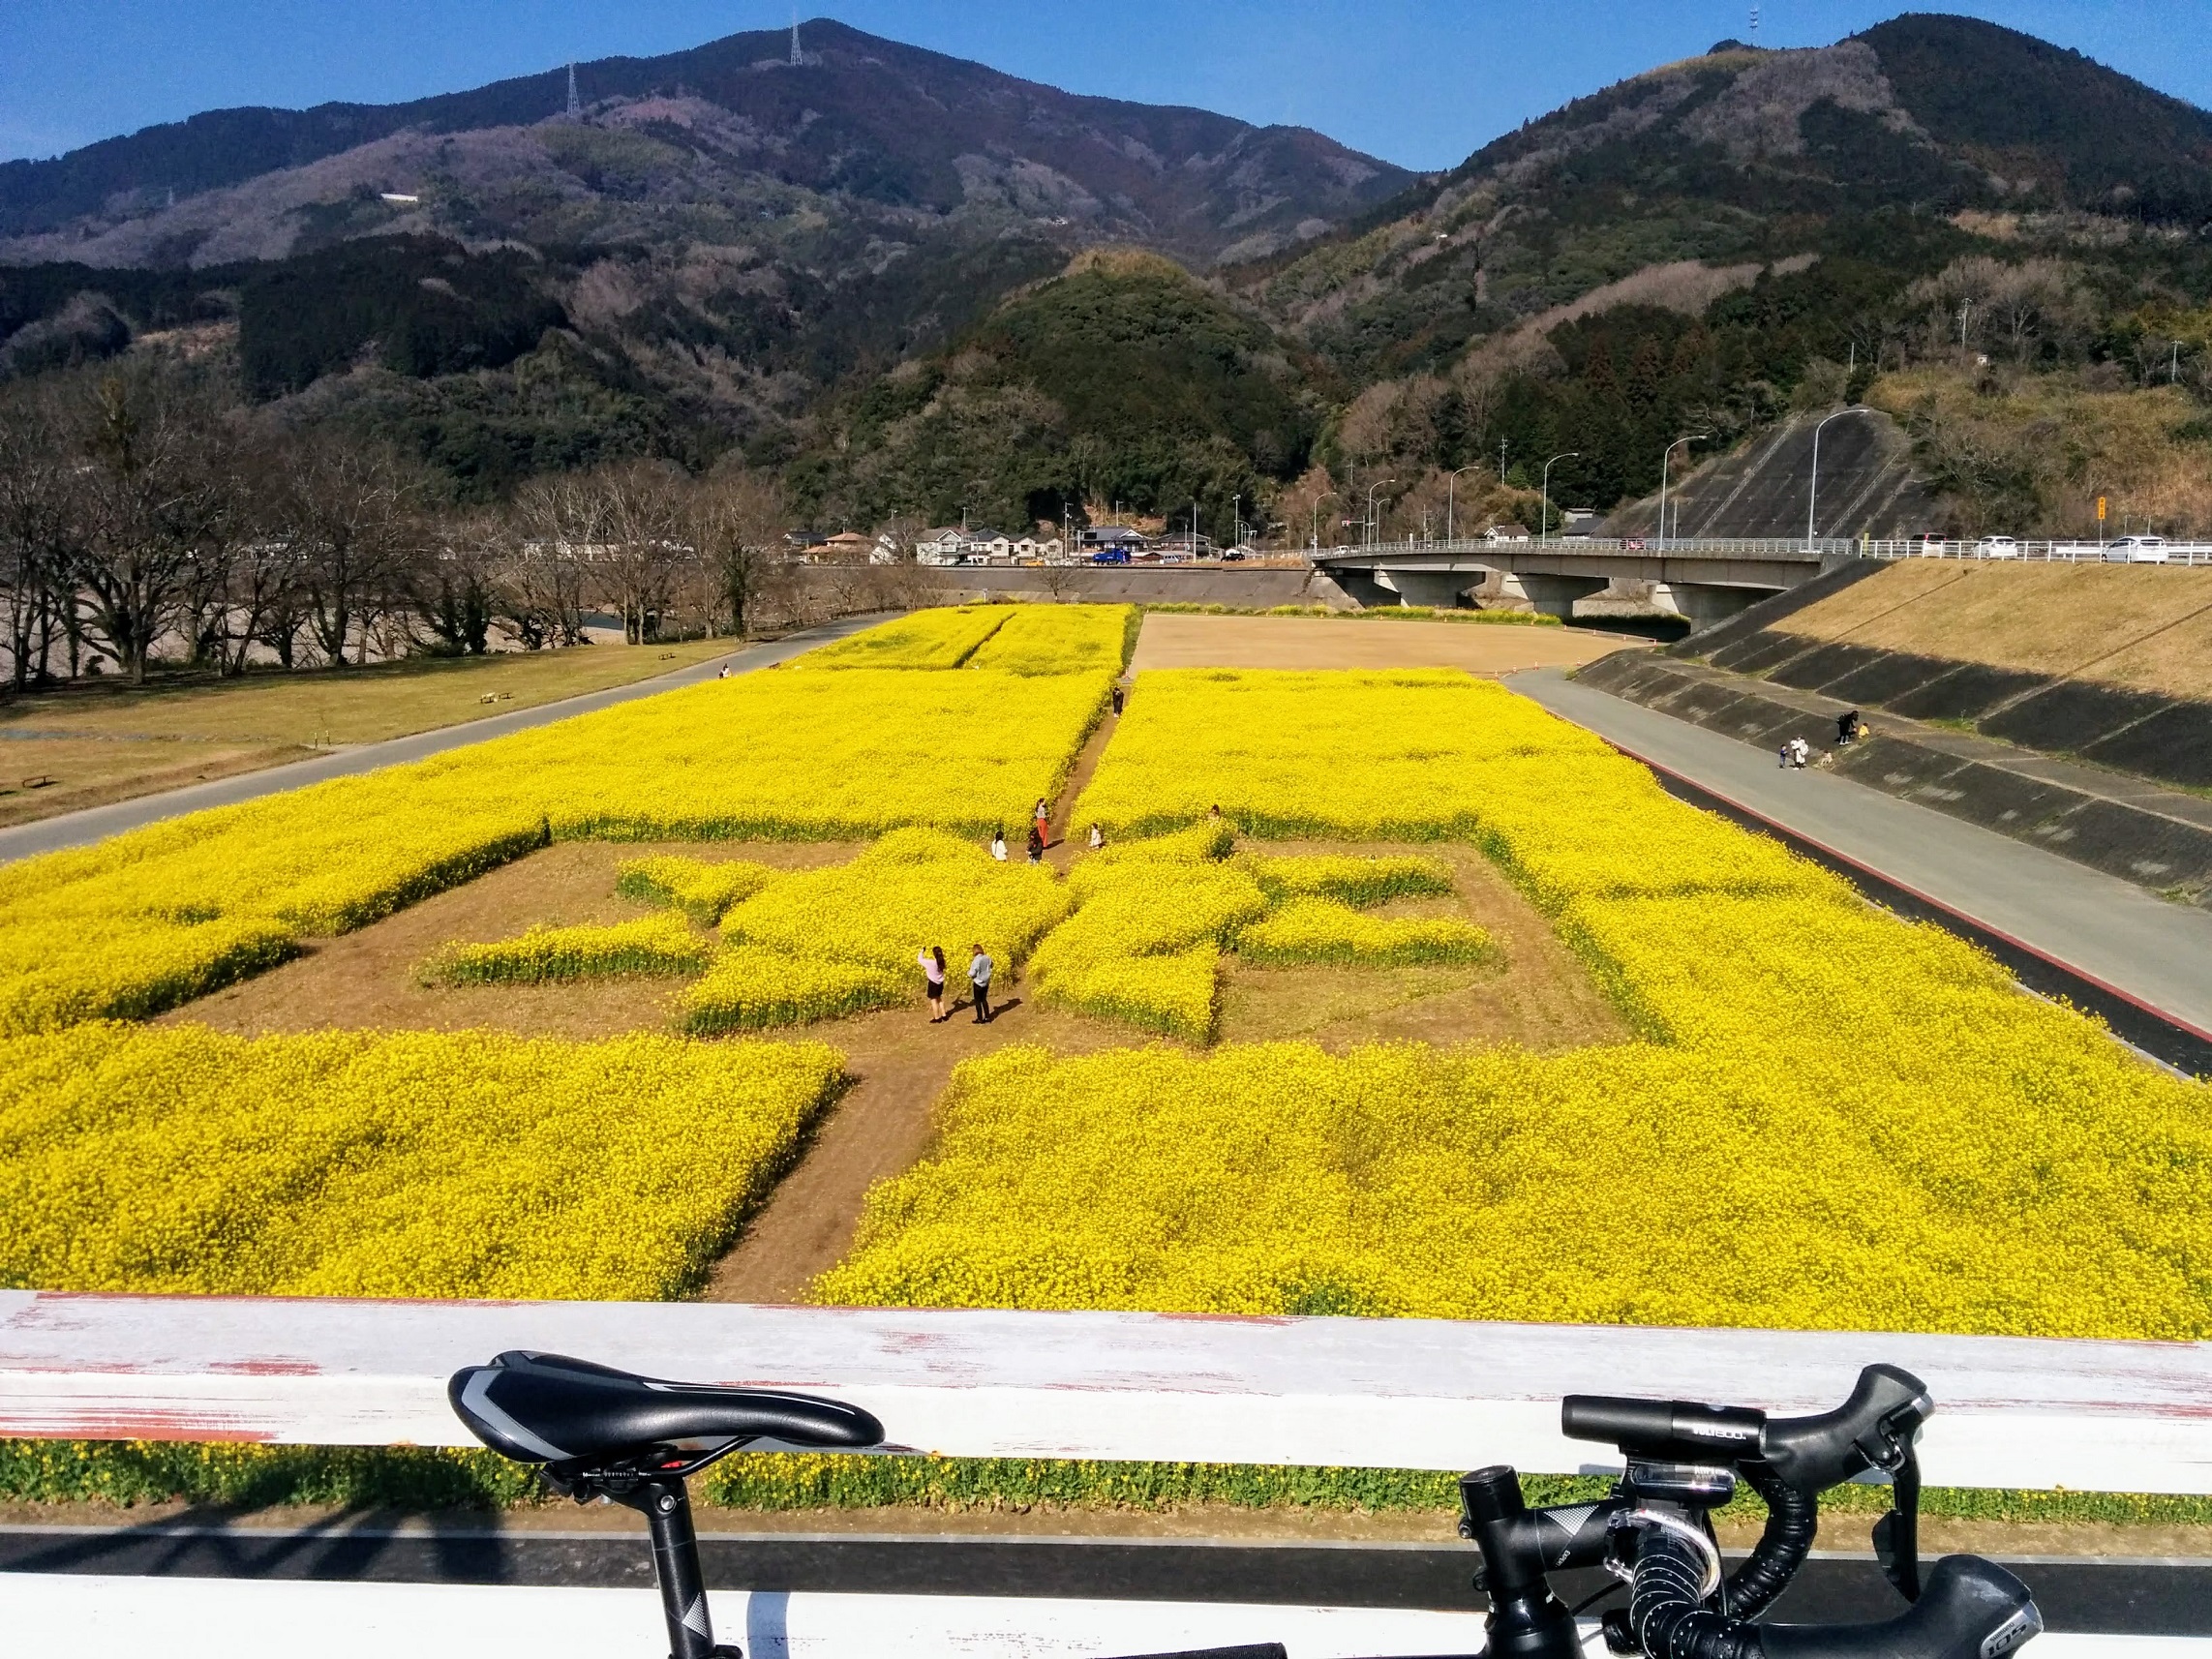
[1232,493,1242,557]
[1445,465,1478,543]
[1540,451,1579,545]
[1657,435,1708,550]
[1365,479,1397,551]
[1806,407,1872,553]
[1311,491,1339,554]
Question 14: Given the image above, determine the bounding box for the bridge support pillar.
[1374,569,1479,608]
[1493,572,1608,618]
[1651,583,1773,628]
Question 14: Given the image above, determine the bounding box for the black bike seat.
[448,1350,885,1466]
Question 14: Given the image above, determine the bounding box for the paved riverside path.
[0,614,886,865]
[1508,665,2212,1042]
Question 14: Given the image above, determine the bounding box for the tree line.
[0,356,798,689]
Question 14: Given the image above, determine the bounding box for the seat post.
[615,1474,738,1659]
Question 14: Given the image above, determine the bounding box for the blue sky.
[4,2,2207,170]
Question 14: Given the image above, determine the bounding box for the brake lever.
[1871,1443,1924,1603]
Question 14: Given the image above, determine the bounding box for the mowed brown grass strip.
[1129,614,1638,674]
[0,640,739,825]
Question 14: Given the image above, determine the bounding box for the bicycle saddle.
[448,1349,885,1466]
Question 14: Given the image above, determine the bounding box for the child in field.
[1026,824,1045,864]
[990,828,1008,860]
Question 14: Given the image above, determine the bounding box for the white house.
[917,528,966,565]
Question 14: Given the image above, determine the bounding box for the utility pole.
[1497,437,1509,485]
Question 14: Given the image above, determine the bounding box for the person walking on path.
[990,828,1008,861]
[968,944,994,1024]
[1033,797,1051,848]
[919,946,948,1022]
[1778,740,1791,769]
[1026,824,1045,864]
[1088,823,1105,851]
[1111,683,1125,716]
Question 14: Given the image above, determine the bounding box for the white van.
[2106,535,2169,564]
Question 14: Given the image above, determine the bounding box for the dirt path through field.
[705,707,1127,1303]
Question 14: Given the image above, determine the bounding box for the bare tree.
[279,436,424,667]
[594,460,686,644]
[508,473,601,647]
[63,366,237,684]
[0,379,75,689]
[689,465,787,639]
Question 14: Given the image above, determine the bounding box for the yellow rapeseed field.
[788,606,1010,670]
[617,856,783,923]
[0,1024,842,1300]
[0,661,1108,1032]
[966,605,1136,677]
[422,913,713,985]
[823,668,2212,1342]
[1235,898,1495,968]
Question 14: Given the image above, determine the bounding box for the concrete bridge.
[1316,537,1863,624]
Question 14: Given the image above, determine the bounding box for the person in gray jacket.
[968,944,994,1024]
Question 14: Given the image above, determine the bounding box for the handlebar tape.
[1629,1529,2040,1659]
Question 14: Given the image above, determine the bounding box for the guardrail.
[1313,538,2212,565]
[4,1292,2208,1493]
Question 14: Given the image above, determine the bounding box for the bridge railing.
[1317,537,1853,560]
[3,1290,2208,1494]
[1317,538,2212,566]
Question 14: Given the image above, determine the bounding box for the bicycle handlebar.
[1563,1363,1932,1492]
[1631,1527,2040,1659]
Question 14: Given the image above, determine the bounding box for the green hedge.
[7,1441,2209,1527]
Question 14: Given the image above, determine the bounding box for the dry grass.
[1868,365,2212,539]
[0,641,735,825]
[1130,615,1636,674]
[1772,562,2212,696]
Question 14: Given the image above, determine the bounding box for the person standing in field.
[990,828,1008,861]
[1088,824,1105,851]
[1026,824,1045,864]
[1111,683,1125,715]
[919,946,948,1023]
[1034,797,1051,848]
[968,944,994,1024]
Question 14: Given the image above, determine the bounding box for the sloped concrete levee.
[1575,650,2212,906]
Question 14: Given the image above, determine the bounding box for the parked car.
[2106,535,2169,564]
[1977,535,2020,558]
[1910,532,1949,556]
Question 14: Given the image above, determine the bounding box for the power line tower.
[790,10,803,66]
[565,62,581,119]
[1749,7,1761,44]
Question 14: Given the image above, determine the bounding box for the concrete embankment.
[1575,652,2212,908]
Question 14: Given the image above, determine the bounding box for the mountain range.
[2,14,2208,535]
